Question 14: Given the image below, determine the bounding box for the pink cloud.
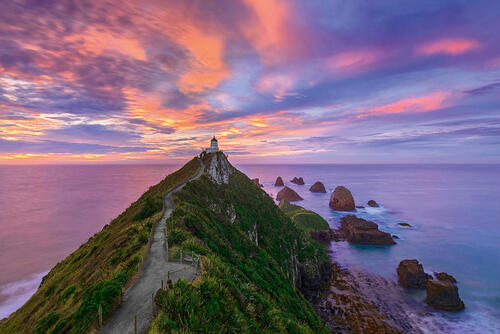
[416,38,481,56]
[327,50,381,74]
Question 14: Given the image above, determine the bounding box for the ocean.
[0,164,499,333]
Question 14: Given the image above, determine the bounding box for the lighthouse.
[205,136,219,153]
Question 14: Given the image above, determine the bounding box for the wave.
[0,271,47,319]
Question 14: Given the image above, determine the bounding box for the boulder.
[339,215,395,245]
[329,186,355,211]
[434,272,457,283]
[397,259,432,289]
[252,178,263,187]
[367,200,379,207]
[276,186,303,202]
[425,280,464,311]
[291,177,305,185]
[274,176,284,187]
[309,181,326,193]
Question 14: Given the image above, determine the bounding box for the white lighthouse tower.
[205,136,219,153]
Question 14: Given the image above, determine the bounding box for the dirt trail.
[100,158,204,334]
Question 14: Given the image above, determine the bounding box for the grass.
[151,153,329,333]
[0,158,201,334]
[279,200,330,232]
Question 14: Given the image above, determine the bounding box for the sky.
[1,0,499,164]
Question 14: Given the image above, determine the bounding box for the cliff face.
[151,152,331,332]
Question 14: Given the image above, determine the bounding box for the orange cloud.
[174,27,229,94]
[327,50,381,73]
[241,0,294,64]
[359,91,451,118]
[416,38,480,56]
[65,29,147,61]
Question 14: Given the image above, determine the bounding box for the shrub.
[167,228,189,245]
[134,196,162,221]
[36,312,59,334]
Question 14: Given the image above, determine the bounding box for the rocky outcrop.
[207,152,234,184]
[251,178,263,187]
[290,177,305,185]
[425,280,464,311]
[309,181,326,193]
[339,215,395,245]
[276,186,303,202]
[274,176,284,187]
[397,259,432,289]
[296,260,332,302]
[434,272,457,283]
[367,200,379,207]
[329,186,355,211]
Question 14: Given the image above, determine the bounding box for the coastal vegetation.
[149,153,330,333]
[0,159,201,333]
[278,200,330,233]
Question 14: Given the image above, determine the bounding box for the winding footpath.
[100,158,205,334]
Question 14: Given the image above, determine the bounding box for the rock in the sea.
[274,176,284,187]
[392,235,399,239]
[367,200,379,207]
[252,178,263,187]
[329,186,355,211]
[276,186,303,202]
[397,259,432,289]
[398,223,412,227]
[356,206,365,209]
[309,181,326,193]
[434,272,457,283]
[291,177,305,185]
[339,215,395,245]
[425,280,464,311]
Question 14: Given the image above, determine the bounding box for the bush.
[70,273,127,333]
[134,196,162,221]
[167,228,189,245]
[36,312,59,334]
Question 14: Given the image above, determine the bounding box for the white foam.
[0,271,47,319]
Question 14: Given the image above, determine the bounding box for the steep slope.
[279,200,330,233]
[0,158,201,334]
[149,152,331,333]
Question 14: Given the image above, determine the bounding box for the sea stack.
[309,181,326,193]
[367,200,379,207]
[339,215,395,245]
[252,178,263,187]
[274,176,284,187]
[290,177,305,185]
[276,186,303,202]
[329,186,355,211]
[425,280,464,311]
[397,259,432,289]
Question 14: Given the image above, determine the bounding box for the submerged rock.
[397,259,432,289]
[367,200,379,207]
[356,205,365,209]
[290,177,305,185]
[339,215,395,245]
[329,186,355,211]
[398,223,412,227]
[309,181,326,193]
[392,235,399,239]
[276,186,303,202]
[434,272,457,283]
[274,176,284,187]
[252,178,263,187]
[425,280,464,311]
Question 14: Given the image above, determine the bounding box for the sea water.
[239,164,500,333]
[0,164,499,332]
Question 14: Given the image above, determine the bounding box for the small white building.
[205,136,219,153]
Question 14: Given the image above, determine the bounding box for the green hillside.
[0,158,201,334]
[149,153,331,333]
[279,200,330,233]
